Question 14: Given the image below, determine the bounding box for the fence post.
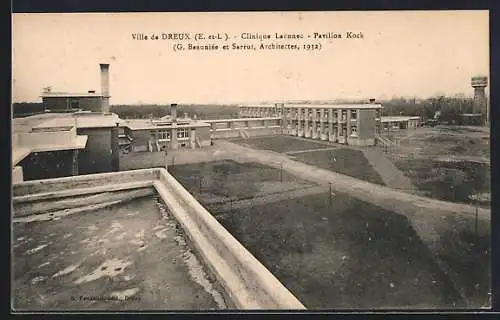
[475,200,479,235]
[280,162,284,183]
[329,182,332,207]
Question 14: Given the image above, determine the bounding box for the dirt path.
[285,147,338,155]
[204,185,328,212]
[362,149,417,192]
[215,140,491,307]
[433,155,490,164]
[216,140,490,222]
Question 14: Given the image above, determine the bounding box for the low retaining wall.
[11,168,305,310]
[156,169,305,309]
[211,127,282,139]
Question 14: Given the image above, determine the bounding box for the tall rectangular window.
[157,129,170,140]
[177,128,189,138]
[70,98,79,109]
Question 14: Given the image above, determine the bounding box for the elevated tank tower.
[471,75,488,125]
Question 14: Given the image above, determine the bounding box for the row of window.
[286,125,358,134]
[150,128,190,139]
[242,108,381,119]
[286,110,358,118]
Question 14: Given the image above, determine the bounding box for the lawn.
[393,159,490,207]
[169,159,490,309]
[292,148,386,186]
[435,216,491,307]
[119,151,165,171]
[232,136,333,153]
[210,191,480,309]
[383,126,490,159]
[168,160,314,203]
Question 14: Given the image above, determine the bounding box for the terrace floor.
[12,196,226,311]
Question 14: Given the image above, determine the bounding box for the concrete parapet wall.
[11,168,304,310]
[12,168,158,197]
[211,127,281,139]
[156,169,305,310]
[12,166,24,183]
[347,137,375,146]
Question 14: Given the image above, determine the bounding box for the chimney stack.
[100,63,110,113]
[171,104,177,122]
[369,98,376,104]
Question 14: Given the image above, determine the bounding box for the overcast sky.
[12,11,489,105]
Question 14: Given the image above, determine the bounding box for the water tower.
[471,76,488,125]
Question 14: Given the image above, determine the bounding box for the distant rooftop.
[460,113,483,117]
[204,117,281,122]
[381,116,421,122]
[125,118,210,131]
[238,104,277,108]
[285,103,383,109]
[13,112,123,133]
[41,92,104,98]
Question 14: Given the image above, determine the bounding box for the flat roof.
[12,147,32,167]
[12,196,223,310]
[125,119,210,131]
[381,116,421,122]
[25,113,122,130]
[238,104,277,108]
[13,113,77,132]
[460,113,483,117]
[284,104,383,109]
[41,92,104,98]
[75,115,121,128]
[30,135,88,152]
[12,136,88,166]
[204,117,281,122]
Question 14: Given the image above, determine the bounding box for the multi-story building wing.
[240,101,382,146]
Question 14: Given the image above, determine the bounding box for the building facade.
[40,63,111,113]
[41,92,106,112]
[239,102,383,146]
[125,116,211,152]
[380,116,421,130]
[206,117,282,139]
[239,104,281,118]
[12,112,122,181]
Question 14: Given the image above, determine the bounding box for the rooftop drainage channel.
[12,169,306,310]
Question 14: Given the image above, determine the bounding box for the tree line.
[380,96,477,122]
[13,96,483,123]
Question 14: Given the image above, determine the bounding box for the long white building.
[239,101,383,146]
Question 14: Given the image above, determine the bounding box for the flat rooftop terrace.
[12,195,225,311]
[11,169,305,311]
